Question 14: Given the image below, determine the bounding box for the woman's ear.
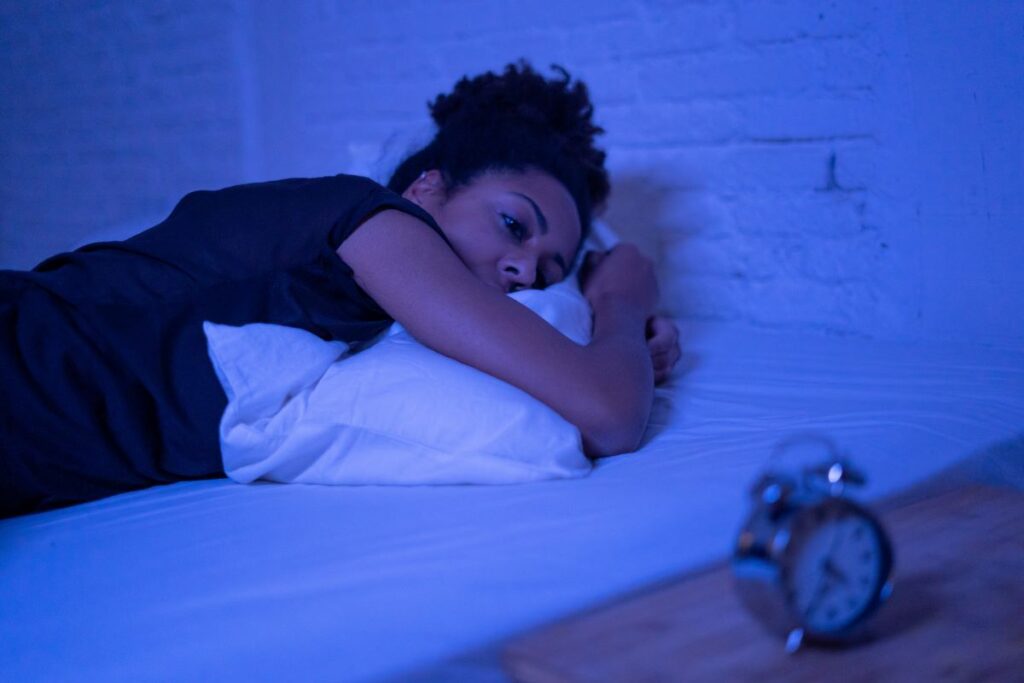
[402,169,447,212]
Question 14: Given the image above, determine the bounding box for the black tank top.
[0,174,449,516]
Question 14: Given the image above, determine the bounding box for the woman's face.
[403,169,582,293]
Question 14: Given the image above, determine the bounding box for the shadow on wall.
[603,171,706,350]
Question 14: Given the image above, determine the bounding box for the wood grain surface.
[501,485,1024,683]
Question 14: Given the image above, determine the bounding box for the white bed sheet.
[2,325,1022,682]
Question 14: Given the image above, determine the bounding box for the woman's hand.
[580,246,678,383]
[646,316,681,384]
[578,244,659,319]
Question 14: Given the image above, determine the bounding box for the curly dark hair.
[387,60,609,244]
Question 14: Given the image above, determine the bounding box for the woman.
[0,62,680,517]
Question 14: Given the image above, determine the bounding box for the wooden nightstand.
[501,484,1024,683]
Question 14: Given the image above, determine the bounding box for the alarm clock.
[732,435,894,653]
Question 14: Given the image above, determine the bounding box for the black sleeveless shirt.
[0,174,449,516]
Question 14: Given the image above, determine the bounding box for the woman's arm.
[337,210,657,457]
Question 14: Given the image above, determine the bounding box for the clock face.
[784,501,890,636]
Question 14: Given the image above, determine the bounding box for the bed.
[2,323,1022,682]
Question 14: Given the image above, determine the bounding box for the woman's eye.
[501,214,526,242]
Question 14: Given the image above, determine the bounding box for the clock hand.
[805,577,836,620]
[820,516,851,583]
[822,558,850,586]
[804,521,849,621]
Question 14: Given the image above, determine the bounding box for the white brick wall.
[0,1,247,262]
[2,0,1021,345]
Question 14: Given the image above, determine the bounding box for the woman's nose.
[501,256,537,292]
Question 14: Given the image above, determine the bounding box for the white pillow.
[204,279,594,486]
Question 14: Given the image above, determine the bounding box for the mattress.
[2,325,1022,682]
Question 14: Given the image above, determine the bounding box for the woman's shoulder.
[174,173,386,210]
[324,175,451,252]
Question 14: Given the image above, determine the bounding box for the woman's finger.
[648,337,675,357]
[646,317,679,352]
[646,316,678,341]
[646,316,680,384]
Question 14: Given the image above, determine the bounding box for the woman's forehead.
[476,170,582,241]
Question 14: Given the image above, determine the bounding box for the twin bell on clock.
[732,434,895,654]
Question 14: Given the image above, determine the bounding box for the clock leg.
[786,627,805,654]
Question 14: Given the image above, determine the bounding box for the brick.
[663,274,744,322]
[735,0,874,44]
[775,232,885,285]
[657,191,734,239]
[832,142,876,190]
[433,31,571,86]
[744,278,861,331]
[739,95,875,140]
[562,19,652,64]
[645,3,732,53]
[729,190,869,238]
[480,0,635,31]
[640,38,877,102]
[817,37,879,92]
[580,63,641,106]
[607,145,735,195]
[639,46,816,101]
[601,101,740,147]
[673,234,751,280]
[725,143,838,192]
